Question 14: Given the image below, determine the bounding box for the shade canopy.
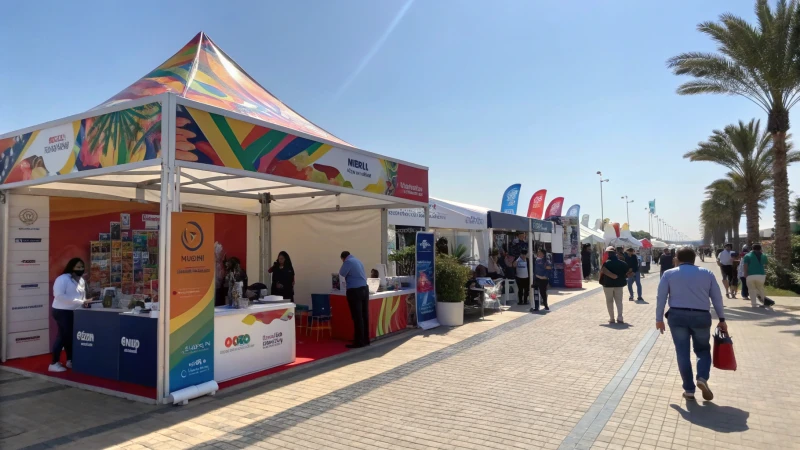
[580,224,604,245]
[388,197,487,230]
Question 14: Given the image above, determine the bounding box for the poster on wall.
[169,212,215,393]
[562,216,582,288]
[415,232,439,330]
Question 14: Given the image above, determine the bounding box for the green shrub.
[435,254,471,303]
[765,235,800,294]
[388,245,416,276]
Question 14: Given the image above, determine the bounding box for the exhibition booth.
[0,32,429,404]
[388,197,490,265]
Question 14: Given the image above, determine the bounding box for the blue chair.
[307,294,332,340]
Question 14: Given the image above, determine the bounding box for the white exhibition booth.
[388,197,491,265]
[0,32,429,404]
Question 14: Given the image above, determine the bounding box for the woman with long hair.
[581,244,592,280]
[50,258,92,372]
[269,251,295,302]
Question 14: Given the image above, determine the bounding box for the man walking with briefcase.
[656,247,728,401]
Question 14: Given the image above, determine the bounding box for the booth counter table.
[213,302,296,382]
[72,307,158,386]
[329,288,414,342]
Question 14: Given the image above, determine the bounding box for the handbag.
[712,327,737,371]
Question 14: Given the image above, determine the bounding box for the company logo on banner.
[527,189,547,219]
[501,184,522,214]
[562,216,582,288]
[544,197,565,218]
[19,209,38,225]
[415,232,439,330]
[581,214,590,227]
[566,204,580,218]
[649,200,656,214]
[169,212,215,393]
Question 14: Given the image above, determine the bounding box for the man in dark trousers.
[659,248,675,277]
[339,251,370,348]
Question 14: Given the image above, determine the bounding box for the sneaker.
[65,360,72,369]
[48,363,67,373]
[683,392,696,400]
[629,296,634,301]
[617,319,625,324]
[608,319,616,324]
[637,297,644,302]
[696,378,714,401]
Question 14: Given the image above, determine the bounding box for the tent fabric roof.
[96,32,349,147]
[388,197,487,230]
[580,224,604,245]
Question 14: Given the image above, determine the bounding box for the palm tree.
[667,0,800,265]
[708,179,746,249]
[684,119,800,243]
[701,193,736,248]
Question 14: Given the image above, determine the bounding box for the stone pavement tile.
[592,261,800,450]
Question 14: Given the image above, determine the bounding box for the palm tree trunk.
[745,193,759,247]
[771,131,791,266]
[733,216,741,252]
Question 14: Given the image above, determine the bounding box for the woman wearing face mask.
[49,258,92,373]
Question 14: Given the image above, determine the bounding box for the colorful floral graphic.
[0,103,161,185]
[97,32,349,147]
[174,106,428,202]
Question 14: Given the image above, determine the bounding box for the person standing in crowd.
[50,258,93,372]
[268,251,295,302]
[739,245,750,300]
[510,232,528,258]
[656,247,726,401]
[534,248,552,311]
[659,248,674,277]
[591,246,600,274]
[743,244,768,308]
[514,249,531,305]
[717,243,734,298]
[729,251,740,299]
[339,251,370,348]
[624,248,644,301]
[601,246,628,324]
[581,244,593,280]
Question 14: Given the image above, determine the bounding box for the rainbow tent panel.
[96,32,349,147]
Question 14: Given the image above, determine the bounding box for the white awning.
[388,197,487,230]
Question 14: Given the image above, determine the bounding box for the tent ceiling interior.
[9,166,406,215]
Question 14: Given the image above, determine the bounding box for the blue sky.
[2,0,797,239]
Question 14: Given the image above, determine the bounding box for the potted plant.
[435,254,471,326]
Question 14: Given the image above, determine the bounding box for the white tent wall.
[270,209,382,308]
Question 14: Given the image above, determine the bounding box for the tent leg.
[381,208,388,266]
[0,191,8,362]
[260,193,270,284]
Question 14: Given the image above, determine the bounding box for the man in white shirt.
[716,243,734,298]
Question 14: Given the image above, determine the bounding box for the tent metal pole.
[0,191,8,362]
[381,208,388,266]
[260,193,271,284]
[424,207,430,230]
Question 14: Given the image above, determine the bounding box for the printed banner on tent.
[169,212,215,393]
[1,103,162,186]
[501,184,521,214]
[415,232,439,330]
[175,106,428,203]
[581,214,590,227]
[649,200,656,214]
[527,189,547,219]
[544,197,564,218]
[566,204,580,218]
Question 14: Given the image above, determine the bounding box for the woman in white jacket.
[50,258,91,373]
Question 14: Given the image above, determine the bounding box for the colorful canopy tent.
[650,240,668,249]
[640,239,653,249]
[0,32,429,403]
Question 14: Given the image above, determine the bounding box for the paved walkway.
[1,265,798,450]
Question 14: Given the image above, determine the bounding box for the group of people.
[598,246,646,324]
[716,243,769,308]
[482,238,552,311]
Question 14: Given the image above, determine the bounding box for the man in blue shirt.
[624,248,643,302]
[656,247,728,401]
[339,251,370,348]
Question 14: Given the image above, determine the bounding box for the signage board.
[7,329,50,359]
[415,232,439,330]
[169,212,215,392]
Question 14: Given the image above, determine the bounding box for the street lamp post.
[597,171,609,225]
[621,195,634,227]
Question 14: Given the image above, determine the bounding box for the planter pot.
[436,301,464,326]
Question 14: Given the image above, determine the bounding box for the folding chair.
[307,294,332,340]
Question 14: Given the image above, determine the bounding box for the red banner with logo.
[526,189,547,219]
[544,197,564,218]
